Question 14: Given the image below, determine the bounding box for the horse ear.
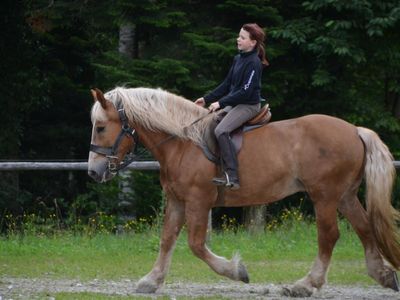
[90,88,107,109]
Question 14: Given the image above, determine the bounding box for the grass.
[2,212,385,300]
[0,219,375,286]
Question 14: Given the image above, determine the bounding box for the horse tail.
[358,126,400,269]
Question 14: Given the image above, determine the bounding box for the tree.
[0,0,50,213]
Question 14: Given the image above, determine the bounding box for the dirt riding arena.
[1,277,400,299]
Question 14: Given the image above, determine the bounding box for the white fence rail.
[0,160,399,171]
[0,161,160,171]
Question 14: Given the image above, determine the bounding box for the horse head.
[88,88,137,182]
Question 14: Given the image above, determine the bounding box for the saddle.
[201,104,272,164]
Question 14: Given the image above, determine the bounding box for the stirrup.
[212,172,240,190]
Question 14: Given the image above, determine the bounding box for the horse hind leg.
[283,195,340,297]
[185,201,249,283]
[338,193,399,291]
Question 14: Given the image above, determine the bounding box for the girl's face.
[237,28,257,52]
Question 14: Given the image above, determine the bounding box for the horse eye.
[96,126,105,133]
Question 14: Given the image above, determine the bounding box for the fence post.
[243,205,267,234]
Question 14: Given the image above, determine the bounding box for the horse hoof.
[390,271,399,292]
[232,253,249,283]
[281,285,313,298]
[238,261,250,283]
[136,280,158,293]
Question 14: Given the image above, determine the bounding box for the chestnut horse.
[88,86,400,296]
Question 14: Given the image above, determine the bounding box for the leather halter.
[90,101,139,174]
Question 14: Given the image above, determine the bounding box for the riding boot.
[212,133,240,190]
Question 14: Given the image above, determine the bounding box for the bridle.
[90,100,212,174]
[90,100,139,174]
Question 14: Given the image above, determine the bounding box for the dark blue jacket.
[204,49,263,108]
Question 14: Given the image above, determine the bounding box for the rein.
[134,110,211,162]
[187,110,212,126]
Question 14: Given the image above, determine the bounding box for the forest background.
[1,0,400,229]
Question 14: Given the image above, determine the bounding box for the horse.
[87,86,400,297]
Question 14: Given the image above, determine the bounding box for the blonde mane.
[92,87,212,145]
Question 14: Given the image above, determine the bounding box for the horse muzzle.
[88,168,115,183]
[88,154,115,183]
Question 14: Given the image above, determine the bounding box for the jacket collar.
[239,48,257,58]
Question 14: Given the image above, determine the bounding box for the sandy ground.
[1,277,400,299]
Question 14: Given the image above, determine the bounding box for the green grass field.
[0,219,375,286]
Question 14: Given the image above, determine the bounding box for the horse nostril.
[88,169,98,179]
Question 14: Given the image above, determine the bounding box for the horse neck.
[135,125,183,165]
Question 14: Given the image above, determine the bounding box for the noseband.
[90,101,139,174]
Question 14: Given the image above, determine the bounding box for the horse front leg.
[136,194,185,293]
[185,200,249,283]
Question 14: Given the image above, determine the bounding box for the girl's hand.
[209,101,220,112]
[194,97,206,107]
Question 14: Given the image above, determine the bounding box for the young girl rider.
[195,23,268,190]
